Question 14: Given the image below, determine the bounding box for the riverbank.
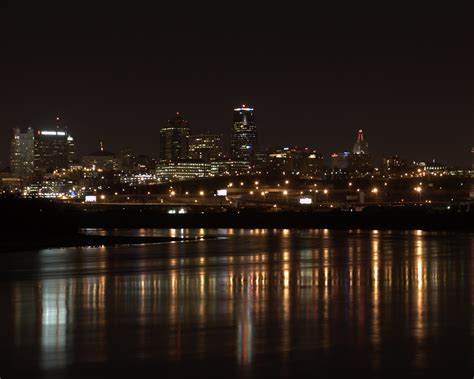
[75,207,474,231]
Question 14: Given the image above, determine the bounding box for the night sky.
[0,15,472,166]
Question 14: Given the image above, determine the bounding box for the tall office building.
[10,127,35,181]
[352,129,369,155]
[189,134,224,161]
[230,105,258,161]
[67,135,76,165]
[350,129,371,171]
[159,112,191,161]
[34,129,72,174]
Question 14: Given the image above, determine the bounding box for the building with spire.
[350,129,371,172]
[82,142,117,171]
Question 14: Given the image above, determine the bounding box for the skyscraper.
[34,129,71,174]
[159,112,191,161]
[10,127,35,181]
[189,134,224,161]
[350,129,371,172]
[230,105,258,161]
[352,129,369,155]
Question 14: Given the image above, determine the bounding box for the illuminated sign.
[85,195,97,202]
[40,131,66,136]
[299,197,312,205]
[217,189,227,196]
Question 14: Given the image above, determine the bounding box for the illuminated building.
[266,146,323,177]
[10,127,35,181]
[156,160,210,181]
[230,106,258,161]
[159,112,191,161]
[352,129,369,155]
[82,142,118,171]
[210,159,252,176]
[189,134,224,161]
[34,128,73,175]
[350,129,371,172]
[382,155,407,176]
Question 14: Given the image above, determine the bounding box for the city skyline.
[3,108,472,169]
[0,15,472,167]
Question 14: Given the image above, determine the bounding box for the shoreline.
[0,234,211,252]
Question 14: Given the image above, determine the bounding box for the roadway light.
[283,190,288,196]
[249,191,254,195]
[170,191,176,196]
[255,181,259,185]
[199,191,204,196]
[285,180,289,184]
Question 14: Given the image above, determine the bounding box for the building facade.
[189,134,224,161]
[230,106,258,161]
[34,129,72,174]
[10,127,35,181]
[159,113,191,161]
[350,129,371,172]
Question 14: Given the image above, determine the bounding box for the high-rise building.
[159,113,191,161]
[230,105,258,161]
[352,129,369,155]
[67,135,76,165]
[34,128,72,174]
[350,129,371,172]
[189,134,224,161]
[10,127,35,181]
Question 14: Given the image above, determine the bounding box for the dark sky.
[0,15,472,166]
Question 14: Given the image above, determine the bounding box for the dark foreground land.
[1,198,473,250]
[75,204,473,230]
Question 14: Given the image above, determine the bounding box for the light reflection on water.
[0,229,472,377]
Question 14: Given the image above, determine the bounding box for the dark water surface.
[0,229,472,378]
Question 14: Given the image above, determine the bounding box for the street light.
[371,187,379,203]
[414,186,422,202]
[323,189,328,203]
